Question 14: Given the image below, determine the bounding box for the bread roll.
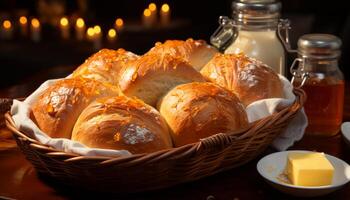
[118,53,206,107]
[72,95,172,154]
[201,53,284,106]
[146,39,218,71]
[31,78,119,139]
[72,48,139,85]
[158,82,248,147]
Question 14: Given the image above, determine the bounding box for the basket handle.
[0,97,26,129]
[0,98,14,129]
[196,127,249,153]
[0,97,26,115]
[0,98,13,114]
[196,133,232,153]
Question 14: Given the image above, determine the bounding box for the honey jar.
[291,34,344,136]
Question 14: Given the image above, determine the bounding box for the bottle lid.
[298,34,342,59]
[232,0,281,29]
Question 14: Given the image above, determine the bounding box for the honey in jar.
[294,34,344,136]
[302,78,344,135]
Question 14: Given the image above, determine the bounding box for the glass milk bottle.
[211,0,294,76]
[291,34,344,136]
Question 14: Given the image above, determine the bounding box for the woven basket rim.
[5,88,306,164]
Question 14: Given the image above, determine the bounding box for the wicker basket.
[2,88,305,193]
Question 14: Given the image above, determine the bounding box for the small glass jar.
[291,34,344,136]
[211,0,294,76]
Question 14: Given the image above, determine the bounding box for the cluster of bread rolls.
[30,39,284,154]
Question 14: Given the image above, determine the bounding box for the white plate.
[341,122,350,146]
[257,150,350,197]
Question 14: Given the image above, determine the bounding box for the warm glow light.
[76,18,85,28]
[19,16,27,25]
[87,27,95,36]
[93,25,101,34]
[108,28,116,38]
[143,9,151,17]
[3,20,11,29]
[149,3,157,12]
[60,17,69,26]
[115,18,124,27]
[31,18,40,28]
[161,4,170,13]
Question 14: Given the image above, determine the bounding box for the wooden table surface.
[0,70,349,200]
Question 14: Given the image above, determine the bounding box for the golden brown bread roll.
[31,78,119,139]
[71,95,172,154]
[72,48,139,85]
[200,53,284,106]
[118,53,206,107]
[146,39,218,71]
[158,82,248,147]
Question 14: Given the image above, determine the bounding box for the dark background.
[0,0,349,89]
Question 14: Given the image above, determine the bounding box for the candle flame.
[93,25,101,34]
[108,28,117,38]
[19,16,27,25]
[115,18,124,27]
[31,18,40,28]
[143,9,151,17]
[76,18,85,28]
[60,17,69,26]
[3,20,11,29]
[161,4,170,13]
[149,3,157,12]
[87,27,95,36]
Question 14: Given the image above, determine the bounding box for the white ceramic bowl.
[257,150,350,197]
[341,122,350,146]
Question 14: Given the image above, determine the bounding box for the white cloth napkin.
[10,75,307,157]
[246,75,308,150]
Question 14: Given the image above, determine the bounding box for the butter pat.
[286,152,334,186]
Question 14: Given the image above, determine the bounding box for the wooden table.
[0,73,349,200]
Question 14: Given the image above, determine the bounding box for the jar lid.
[298,34,342,59]
[232,0,281,29]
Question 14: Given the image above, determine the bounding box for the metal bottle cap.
[232,0,281,28]
[297,34,342,59]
